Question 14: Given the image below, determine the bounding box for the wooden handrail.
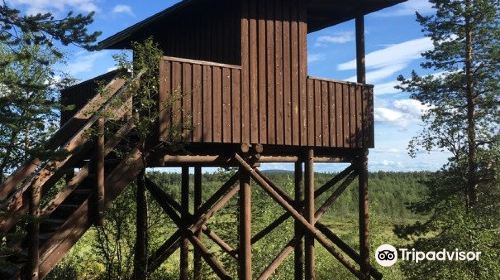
[307,75,374,88]
[0,71,144,234]
[162,56,242,70]
[0,73,126,201]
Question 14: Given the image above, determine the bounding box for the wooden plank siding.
[158,55,374,148]
[159,56,243,144]
[154,0,240,65]
[241,0,308,147]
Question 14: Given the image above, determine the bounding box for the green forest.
[46,171,430,280]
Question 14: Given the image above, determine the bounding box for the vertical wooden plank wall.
[240,0,308,146]
[156,0,240,65]
[304,78,374,148]
[159,57,243,144]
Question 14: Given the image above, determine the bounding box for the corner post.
[28,185,41,280]
[357,12,370,280]
[357,153,370,279]
[96,117,105,226]
[180,166,190,280]
[304,149,315,280]
[294,161,304,280]
[193,166,202,280]
[134,168,148,280]
[355,14,366,85]
[239,166,252,280]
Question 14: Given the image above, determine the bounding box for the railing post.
[304,149,315,280]
[294,161,304,280]
[193,166,202,280]
[96,118,105,226]
[239,166,252,280]
[180,166,190,280]
[28,184,41,280]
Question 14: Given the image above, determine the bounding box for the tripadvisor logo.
[375,244,481,267]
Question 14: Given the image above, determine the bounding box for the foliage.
[396,1,499,279]
[0,0,99,180]
[0,0,100,59]
[397,0,499,206]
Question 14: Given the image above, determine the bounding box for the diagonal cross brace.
[235,153,363,278]
[145,176,238,278]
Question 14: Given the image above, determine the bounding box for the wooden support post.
[96,117,105,226]
[356,15,366,85]
[358,154,370,279]
[180,166,190,280]
[27,185,41,280]
[239,167,252,280]
[304,149,315,280]
[294,161,304,280]
[193,166,202,280]
[357,13,370,279]
[133,168,148,280]
[235,154,362,278]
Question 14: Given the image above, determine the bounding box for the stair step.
[40,218,66,232]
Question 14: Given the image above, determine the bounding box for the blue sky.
[9,0,450,172]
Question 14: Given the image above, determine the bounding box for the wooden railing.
[159,56,242,144]
[158,57,375,149]
[305,76,374,149]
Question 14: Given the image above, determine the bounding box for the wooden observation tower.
[0,0,406,279]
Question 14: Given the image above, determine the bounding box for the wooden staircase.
[0,72,145,279]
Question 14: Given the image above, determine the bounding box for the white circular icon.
[375,244,398,267]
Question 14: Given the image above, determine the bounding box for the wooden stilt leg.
[358,154,370,280]
[239,167,252,280]
[294,161,304,280]
[28,185,40,280]
[96,118,105,226]
[193,166,202,280]
[133,168,148,280]
[304,149,315,280]
[180,167,190,280]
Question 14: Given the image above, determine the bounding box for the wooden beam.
[234,154,362,278]
[239,167,252,280]
[193,166,202,280]
[358,154,370,279]
[95,118,105,227]
[180,167,189,280]
[188,234,232,280]
[294,161,304,280]
[147,230,182,273]
[133,169,148,280]
[316,223,382,280]
[315,171,358,221]
[304,149,315,280]
[257,239,295,280]
[27,184,41,280]
[356,15,366,84]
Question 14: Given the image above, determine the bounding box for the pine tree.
[0,2,100,180]
[396,1,499,278]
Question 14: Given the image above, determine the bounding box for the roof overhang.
[99,0,406,50]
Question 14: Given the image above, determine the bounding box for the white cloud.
[376,0,434,17]
[393,99,430,117]
[308,53,325,63]
[374,80,401,96]
[315,32,354,47]
[9,0,99,14]
[338,37,433,83]
[68,51,106,76]
[112,4,134,16]
[375,99,430,128]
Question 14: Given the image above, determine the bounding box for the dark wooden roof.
[99,0,405,49]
